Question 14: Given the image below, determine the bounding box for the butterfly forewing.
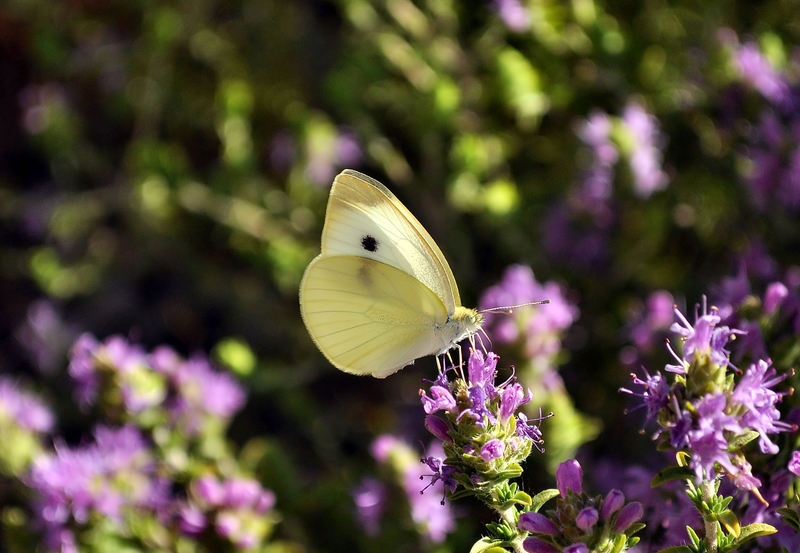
[321,170,461,314]
[299,255,450,378]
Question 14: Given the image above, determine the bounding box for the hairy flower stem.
[493,503,526,553]
[700,480,718,553]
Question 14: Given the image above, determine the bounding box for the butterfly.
[299,169,483,378]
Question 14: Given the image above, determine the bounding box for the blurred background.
[2,1,800,551]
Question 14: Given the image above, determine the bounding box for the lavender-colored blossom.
[686,394,743,480]
[629,290,675,351]
[468,350,499,388]
[764,281,789,314]
[0,378,54,433]
[619,368,669,423]
[352,478,387,536]
[178,503,207,534]
[523,536,559,553]
[575,507,599,531]
[789,450,800,476]
[499,382,530,420]
[735,41,790,105]
[28,425,167,534]
[670,304,743,369]
[172,357,245,419]
[732,359,794,454]
[411,450,456,541]
[420,385,456,414]
[622,103,668,197]
[556,459,583,497]
[493,0,531,31]
[68,333,101,406]
[613,501,643,532]
[480,439,506,461]
[518,511,559,536]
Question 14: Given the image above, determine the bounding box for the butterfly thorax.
[435,306,483,355]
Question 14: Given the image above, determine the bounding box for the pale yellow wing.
[299,255,450,378]
[319,169,461,314]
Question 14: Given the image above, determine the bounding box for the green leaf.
[717,510,740,537]
[469,537,509,553]
[651,465,694,486]
[686,526,701,547]
[727,430,760,450]
[730,523,777,548]
[655,547,694,553]
[777,507,800,531]
[530,489,560,512]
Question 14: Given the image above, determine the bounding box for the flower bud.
[480,439,505,461]
[764,282,788,315]
[518,512,559,536]
[194,475,224,507]
[523,536,559,553]
[575,507,598,531]
[613,501,643,532]
[425,415,451,442]
[600,489,625,519]
[556,459,582,496]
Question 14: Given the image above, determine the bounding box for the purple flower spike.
[576,507,599,531]
[518,512,558,536]
[613,501,643,532]
[523,536,560,553]
[788,450,800,477]
[480,439,506,461]
[468,350,498,387]
[556,459,583,497]
[0,378,54,432]
[601,489,625,519]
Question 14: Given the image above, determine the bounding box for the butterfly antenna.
[479,300,550,315]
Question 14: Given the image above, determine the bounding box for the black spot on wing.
[361,235,378,252]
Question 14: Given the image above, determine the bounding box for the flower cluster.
[623,299,795,494]
[419,349,545,503]
[69,334,245,434]
[27,425,169,553]
[177,474,277,548]
[0,378,53,474]
[480,265,578,376]
[520,460,643,553]
[363,435,456,543]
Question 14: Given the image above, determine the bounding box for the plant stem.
[493,503,527,553]
[700,479,718,553]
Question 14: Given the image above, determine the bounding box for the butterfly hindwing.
[299,254,449,378]
[320,170,461,314]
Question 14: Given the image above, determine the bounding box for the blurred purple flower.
[352,477,387,536]
[735,41,790,105]
[0,377,54,433]
[493,0,531,32]
[622,103,668,198]
[790,451,800,477]
[629,290,675,351]
[480,265,578,370]
[14,300,75,373]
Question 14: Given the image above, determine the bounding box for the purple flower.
[789,450,800,477]
[735,41,790,105]
[409,446,456,542]
[575,507,598,531]
[193,475,225,507]
[601,489,625,520]
[499,382,531,420]
[421,454,458,495]
[523,537,559,553]
[468,350,499,388]
[613,501,643,532]
[764,281,789,314]
[670,303,743,369]
[352,478,387,536]
[480,439,506,461]
[619,368,669,423]
[493,0,531,31]
[518,512,559,535]
[223,478,262,509]
[556,459,583,497]
[686,394,743,480]
[732,359,794,454]
[178,503,207,535]
[173,357,245,419]
[0,378,54,433]
[424,415,451,442]
[623,103,668,197]
[420,385,456,414]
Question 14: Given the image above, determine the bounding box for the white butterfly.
[299,169,483,378]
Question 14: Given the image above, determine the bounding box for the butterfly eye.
[361,235,379,252]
